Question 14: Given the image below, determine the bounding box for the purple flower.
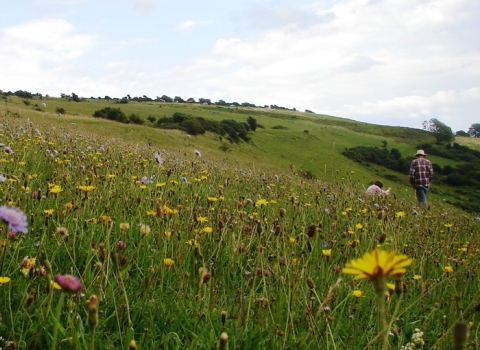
[4,146,13,155]
[0,206,28,233]
[54,274,83,293]
[154,152,163,165]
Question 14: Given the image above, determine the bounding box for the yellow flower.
[50,280,62,290]
[255,199,268,207]
[197,216,208,223]
[202,227,213,234]
[156,182,166,187]
[164,231,172,238]
[395,211,406,218]
[120,223,130,231]
[65,202,73,210]
[444,223,453,228]
[78,185,96,192]
[163,258,174,268]
[147,210,156,217]
[49,185,63,194]
[289,237,296,244]
[107,174,116,179]
[355,223,363,230]
[44,209,54,216]
[413,275,422,280]
[342,249,413,293]
[386,283,395,291]
[0,276,11,284]
[207,197,218,203]
[444,266,454,274]
[322,249,332,257]
[352,290,363,298]
[139,224,151,236]
[186,239,198,247]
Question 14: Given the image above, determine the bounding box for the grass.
[0,97,479,349]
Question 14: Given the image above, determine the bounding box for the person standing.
[409,150,433,207]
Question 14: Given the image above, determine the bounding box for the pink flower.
[54,274,83,293]
[0,206,28,233]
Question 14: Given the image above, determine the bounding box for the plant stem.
[52,292,66,350]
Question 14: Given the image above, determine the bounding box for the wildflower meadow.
[0,115,479,350]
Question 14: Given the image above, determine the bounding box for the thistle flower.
[0,205,28,233]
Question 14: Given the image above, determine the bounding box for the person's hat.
[374,180,383,188]
[415,149,426,156]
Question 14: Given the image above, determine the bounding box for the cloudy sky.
[1,0,479,132]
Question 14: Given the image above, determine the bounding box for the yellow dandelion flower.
[413,275,422,280]
[147,210,156,217]
[156,182,166,187]
[444,223,453,228]
[352,290,363,298]
[164,231,172,238]
[355,223,363,230]
[44,209,54,216]
[186,239,198,247]
[197,216,208,223]
[322,249,332,257]
[255,199,268,207]
[50,280,62,290]
[49,185,63,194]
[289,237,296,244]
[163,258,174,268]
[444,266,454,274]
[78,185,96,192]
[207,197,218,203]
[386,283,395,291]
[65,202,73,210]
[395,211,406,218]
[343,249,413,293]
[0,276,11,284]
[202,227,213,234]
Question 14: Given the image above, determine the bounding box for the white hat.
[415,149,426,156]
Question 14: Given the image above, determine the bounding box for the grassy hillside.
[1,95,480,349]
[2,95,480,212]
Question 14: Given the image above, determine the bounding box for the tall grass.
[0,108,479,349]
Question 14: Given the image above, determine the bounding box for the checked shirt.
[409,157,433,186]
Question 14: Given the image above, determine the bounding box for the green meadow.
[0,96,479,349]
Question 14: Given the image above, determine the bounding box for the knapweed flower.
[54,274,83,293]
[0,205,28,233]
[163,258,174,268]
[444,266,454,274]
[0,276,11,284]
[343,249,413,293]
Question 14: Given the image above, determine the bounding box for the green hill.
[2,94,480,212]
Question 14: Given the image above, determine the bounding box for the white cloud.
[175,20,212,31]
[0,18,94,91]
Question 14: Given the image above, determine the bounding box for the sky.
[0,0,479,132]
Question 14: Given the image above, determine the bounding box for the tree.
[455,130,469,137]
[468,123,480,138]
[422,118,454,144]
[246,116,257,131]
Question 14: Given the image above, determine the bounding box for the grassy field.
[0,96,479,349]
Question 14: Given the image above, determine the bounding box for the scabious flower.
[0,205,28,233]
[154,152,163,165]
[54,274,83,293]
